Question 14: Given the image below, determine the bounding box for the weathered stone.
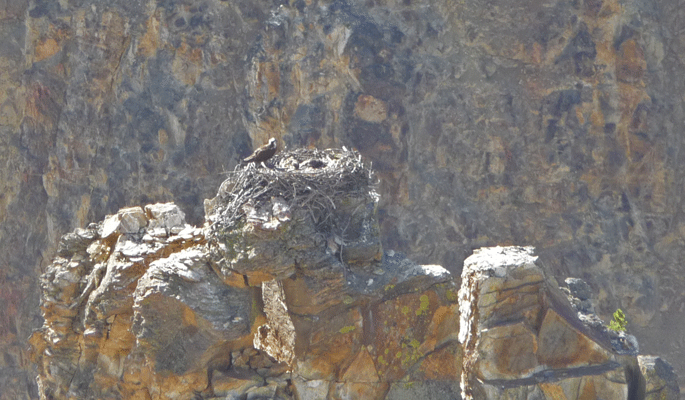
[244,380,292,399]
[210,374,264,400]
[341,347,380,383]
[290,305,364,380]
[537,308,612,368]
[101,206,148,238]
[280,258,349,315]
[385,381,462,400]
[83,237,157,322]
[340,198,383,267]
[30,157,468,399]
[409,342,462,382]
[132,247,255,375]
[208,208,317,285]
[481,366,629,400]
[476,322,539,380]
[565,278,593,301]
[616,40,647,83]
[563,277,641,357]
[354,95,388,124]
[638,355,680,400]
[6,0,685,396]
[29,191,680,400]
[145,203,187,232]
[254,279,296,368]
[30,202,263,398]
[292,378,330,400]
[458,246,636,400]
[459,247,545,345]
[330,381,388,400]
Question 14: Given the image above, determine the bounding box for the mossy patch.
[415,294,430,316]
[339,325,356,334]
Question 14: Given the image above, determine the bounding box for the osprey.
[243,138,277,165]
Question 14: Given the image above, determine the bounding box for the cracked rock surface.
[458,246,678,400]
[30,152,459,399]
[29,155,678,399]
[4,0,685,396]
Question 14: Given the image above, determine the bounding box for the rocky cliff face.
[30,149,462,399]
[3,0,685,397]
[29,150,679,399]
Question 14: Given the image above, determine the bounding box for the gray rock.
[458,246,638,400]
[638,355,680,400]
[386,381,462,400]
[133,247,254,374]
[565,278,593,301]
[8,0,685,396]
[145,203,187,232]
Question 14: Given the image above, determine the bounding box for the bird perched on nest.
[243,138,277,167]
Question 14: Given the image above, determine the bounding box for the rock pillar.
[458,246,630,400]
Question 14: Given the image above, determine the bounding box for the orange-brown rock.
[5,0,685,396]
[616,40,647,84]
[29,196,680,400]
[27,149,682,399]
[30,203,263,399]
[30,149,460,399]
[458,246,660,400]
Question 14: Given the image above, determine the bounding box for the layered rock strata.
[458,246,679,400]
[29,149,461,399]
[29,149,679,399]
[5,0,685,396]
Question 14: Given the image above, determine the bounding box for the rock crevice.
[30,150,678,399]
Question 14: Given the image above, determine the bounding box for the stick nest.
[206,147,376,232]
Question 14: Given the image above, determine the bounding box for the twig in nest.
[207,147,376,234]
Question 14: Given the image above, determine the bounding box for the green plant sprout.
[608,308,627,332]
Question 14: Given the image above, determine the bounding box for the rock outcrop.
[29,149,460,399]
[29,149,678,399]
[638,356,681,400]
[4,0,685,397]
[459,247,638,400]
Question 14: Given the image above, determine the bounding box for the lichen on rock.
[28,146,680,399]
[456,246,678,400]
[30,148,459,399]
